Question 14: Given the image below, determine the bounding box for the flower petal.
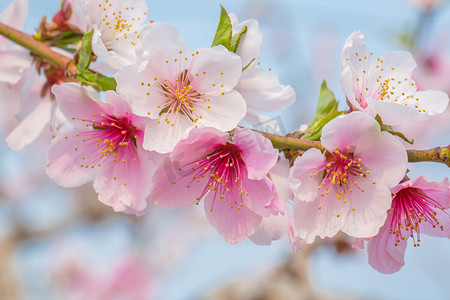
[46,131,97,188]
[289,148,325,202]
[138,22,188,57]
[195,90,247,132]
[0,0,28,47]
[142,115,193,153]
[229,13,263,66]
[0,48,32,84]
[367,216,407,274]
[94,149,157,216]
[236,67,296,112]
[293,194,349,244]
[190,46,242,93]
[151,156,208,208]
[204,191,262,244]
[52,83,103,128]
[233,127,278,180]
[355,131,407,188]
[341,180,392,238]
[6,99,52,150]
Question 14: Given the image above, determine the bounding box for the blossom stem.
[0,22,71,69]
[258,130,450,167]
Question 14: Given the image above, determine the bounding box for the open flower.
[229,13,295,121]
[81,0,148,69]
[150,127,283,243]
[366,176,450,274]
[46,83,161,215]
[116,23,246,153]
[289,112,407,243]
[340,31,448,126]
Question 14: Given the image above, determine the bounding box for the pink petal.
[151,156,209,208]
[204,191,262,244]
[341,180,392,238]
[94,150,157,216]
[293,195,349,244]
[288,148,325,202]
[52,83,103,128]
[249,209,289,245]
[233,127,278,180]
[168,127,228,163]
[355,131,407,188]
[367,216,407,274]
[244,177,282,217]
[46,131,97,188]
[321,111,380,152]
[288,216,303,252]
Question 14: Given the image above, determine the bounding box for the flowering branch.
[258,130,450,168]
[0,21,72,70]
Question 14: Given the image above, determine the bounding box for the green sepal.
[302,110,345,141]
[309,80,339,126]
[375,115,414,144]
[301,80,342,141]
[78,30,93,71]
[76,69,117,92]
[230,26,247,53]
[211,5,233,49]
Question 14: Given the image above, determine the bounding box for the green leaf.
[375,114,414,144]
[211,5,232,49]
[230,26,247,53]
[52,32,84,48]
[78,30,93,71]
[76,69,117,92]
[302,111,345,141]
[309,80,339,126]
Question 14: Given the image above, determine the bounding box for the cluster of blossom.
[0,0,449,274]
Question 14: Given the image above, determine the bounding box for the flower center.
[310,147,374,215]
[68,112,138,171]
[389,187,447,247]
[175,143,248,211]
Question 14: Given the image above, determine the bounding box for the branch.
[259,131,450,167]
[407,145,450,167]
[0,22,71,69]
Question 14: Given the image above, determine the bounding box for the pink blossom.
[367,176,450,274]
[46,83,161,215]
[289,112,407,243]
[340,31,448,126]
[116,23,246,153]
[150,127,283,243]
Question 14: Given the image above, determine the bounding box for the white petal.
[6,99,51,150]
[237,67,295,112]
[195,90,246,132]
[0,0,28,47]
[229,13,263,66]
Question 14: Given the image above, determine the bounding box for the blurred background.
[0,0,449,299]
